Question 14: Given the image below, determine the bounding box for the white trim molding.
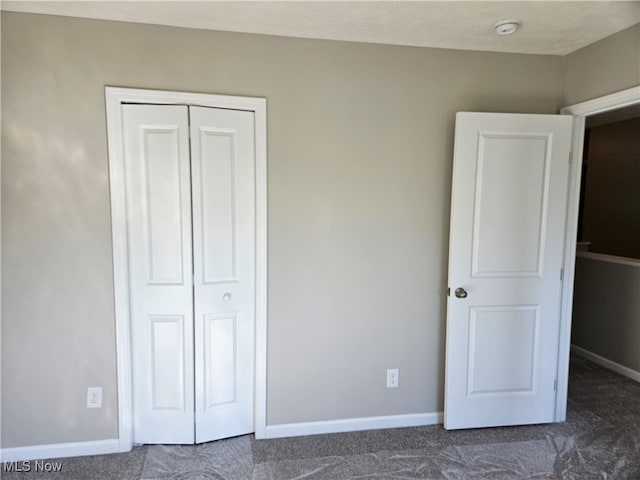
[104,87,268,449]
[0,439,120,463]
[560,86,640,117]
[264,412,443,439]
[572,345,640,383]
[554,85,640,422]
[576,250,640,268]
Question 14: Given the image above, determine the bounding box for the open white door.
[444,112,573,430]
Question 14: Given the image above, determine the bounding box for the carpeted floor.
[2,356,639,479]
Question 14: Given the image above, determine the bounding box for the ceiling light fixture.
[493,19,522,36]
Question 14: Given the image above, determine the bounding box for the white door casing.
[555,86,640,421]
[190,106,256,442]
[108,87,267,449]
[445,112,573,430]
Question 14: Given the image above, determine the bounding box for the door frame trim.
[105,87,268,450]
[555,85,640,421]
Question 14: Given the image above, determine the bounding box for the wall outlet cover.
[87,387,103,408]
[386,369,399,388]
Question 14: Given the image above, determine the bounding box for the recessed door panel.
[197,129,238,284]
[142,127,186,285]
[473,135,550,277]
[150,316,186,410]
[205,315,237,407]
[468,306,538,395]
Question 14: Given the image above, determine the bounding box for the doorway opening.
[570,105,640,380]
[559,87,640,406]
[576,105,640,258]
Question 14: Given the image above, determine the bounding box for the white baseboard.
[0,439,122,463]
[262,412,443,439]
[572,344,640,383]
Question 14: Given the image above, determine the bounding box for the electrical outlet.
[87,387,103,408]
[386,369,399,388]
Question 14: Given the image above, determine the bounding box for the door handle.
[454,287,468,299]
[222,293,232,302]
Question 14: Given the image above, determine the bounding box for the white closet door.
[190,106,256,443]
[123,105,195,444]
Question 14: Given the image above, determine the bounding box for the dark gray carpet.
[2,356,638,479]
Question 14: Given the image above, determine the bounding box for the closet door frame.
[105,87,268,451]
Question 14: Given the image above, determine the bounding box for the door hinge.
[554,379,558,391]
[569,152,572,164]
[447,287,451,297]
[560,268,564,281]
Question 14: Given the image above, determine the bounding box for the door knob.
[454,288,468,299]
[222,293,232,302]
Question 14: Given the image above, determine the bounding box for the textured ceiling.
[2,1,639,55]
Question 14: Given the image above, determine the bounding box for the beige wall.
[572,254,640,372]
[563,24,640,106]
[1,12,566,448]
[581,117,640,259]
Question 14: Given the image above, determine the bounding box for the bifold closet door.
[123,104,256,445]
[123,105,195,444]
[190,106,256,443]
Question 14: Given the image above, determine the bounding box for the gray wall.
[2,11,566,448]
[563,24,640,106]
[572,254,640,373]
[582,117,640,260]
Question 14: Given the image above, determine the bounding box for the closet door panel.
[123,105,195,444]
[190,106,256,443]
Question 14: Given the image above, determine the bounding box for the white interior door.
[190,106,256,443]
[444,112,573,430]
[123,104,255,444]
